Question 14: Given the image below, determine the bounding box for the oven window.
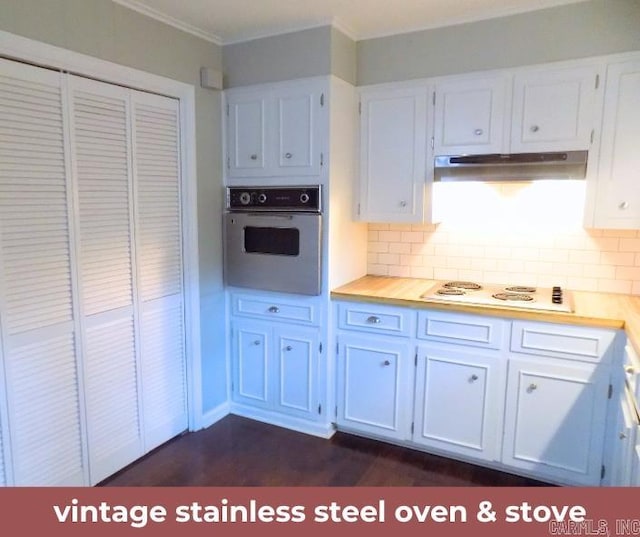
[244,226,300,256]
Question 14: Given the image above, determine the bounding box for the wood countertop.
[331,275,640,354]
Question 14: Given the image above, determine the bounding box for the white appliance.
[420,280,574,313]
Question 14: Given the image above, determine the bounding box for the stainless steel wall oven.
[223,186,322,295]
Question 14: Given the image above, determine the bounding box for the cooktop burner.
[492,292,534,302]
[437,288,466,296]
[420,281,574,313]
[443,281,482,290]
[504,286,536,293]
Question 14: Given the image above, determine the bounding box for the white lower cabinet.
[229,292,324,430]
[413,344,505,462]
[609,386,638,486]
[333,300,618,486]
[232,319,319,421]
[502,356,610,486]
[336,334,413,441]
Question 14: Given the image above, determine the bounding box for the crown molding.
[112,0,222,45]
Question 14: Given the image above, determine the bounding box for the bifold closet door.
[131,91,188,451]
[67,75,144,485]
[0,59,85,485]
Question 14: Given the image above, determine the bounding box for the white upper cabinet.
[591,58,640,229]
[227,92,268,176]
[511,65,600,152]
[225,78,325,180]
[358,84,429,223]
[433,75,509,155]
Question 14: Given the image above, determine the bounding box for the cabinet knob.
[284,345,292,352]
[253,340,260,346]
[530,125,540,133]
[619,201,629,210]
[383,360,391,366]
[268,306,280,313]
[527,383,538,392]
[620,432,628,440]
[399,200,407,207]
[474,128,483,136]
[250,154,258,160]
[366,315,381,324]
[469,374,479,382]
[625,366,634,375]
[284,152,293,159]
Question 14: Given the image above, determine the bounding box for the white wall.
[357,0,640,85]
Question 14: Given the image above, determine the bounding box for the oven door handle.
[244,213,294,220]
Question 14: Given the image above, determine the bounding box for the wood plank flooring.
[100,415,550,487]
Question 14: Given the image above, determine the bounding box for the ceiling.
[113,0,590,45]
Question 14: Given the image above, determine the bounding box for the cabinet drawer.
[338,302,413,337]
[232,293,318,325]
[416,310,506,349]
[510,321,616,363]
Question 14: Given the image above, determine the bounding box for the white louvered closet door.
[0,59,85,485]
[67,75,144,485]
[131,91,188,451]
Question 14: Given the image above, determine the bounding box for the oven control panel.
[227,186,321,212]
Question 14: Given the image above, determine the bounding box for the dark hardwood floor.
[100,415,550,487]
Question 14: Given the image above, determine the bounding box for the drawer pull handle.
[284,345,292,352]
[366,316,381,324]
[469,374,479,382]
[527,383,538,392]
[383,360,391,366]
[268,306,280,313]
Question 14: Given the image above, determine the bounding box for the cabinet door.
[413,345,504,462]
[232,320,271,409]
[359,86,428,223]
[274,83,322,176]
[273,325,318,420]
[503,356,609,485]
[610,388,637,486]
[593,60,640,228]
[511,65,599,152]
[226,91,268,177]
[337,334,413,441]
[434,76,508,155]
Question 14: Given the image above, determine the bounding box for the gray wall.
[222,26,357,87]
[0,0,228,415]
[357,0,640,85]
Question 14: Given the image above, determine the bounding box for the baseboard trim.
[199,402,231,430]
[230,404,336,439]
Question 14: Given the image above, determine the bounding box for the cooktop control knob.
[239,192,251,205]
[300,192,310,204]
[552,286,563,304]
[257,193,267,204]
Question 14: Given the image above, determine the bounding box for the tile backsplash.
[367,181,640,295]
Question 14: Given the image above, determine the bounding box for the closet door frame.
[0,30,203,433]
